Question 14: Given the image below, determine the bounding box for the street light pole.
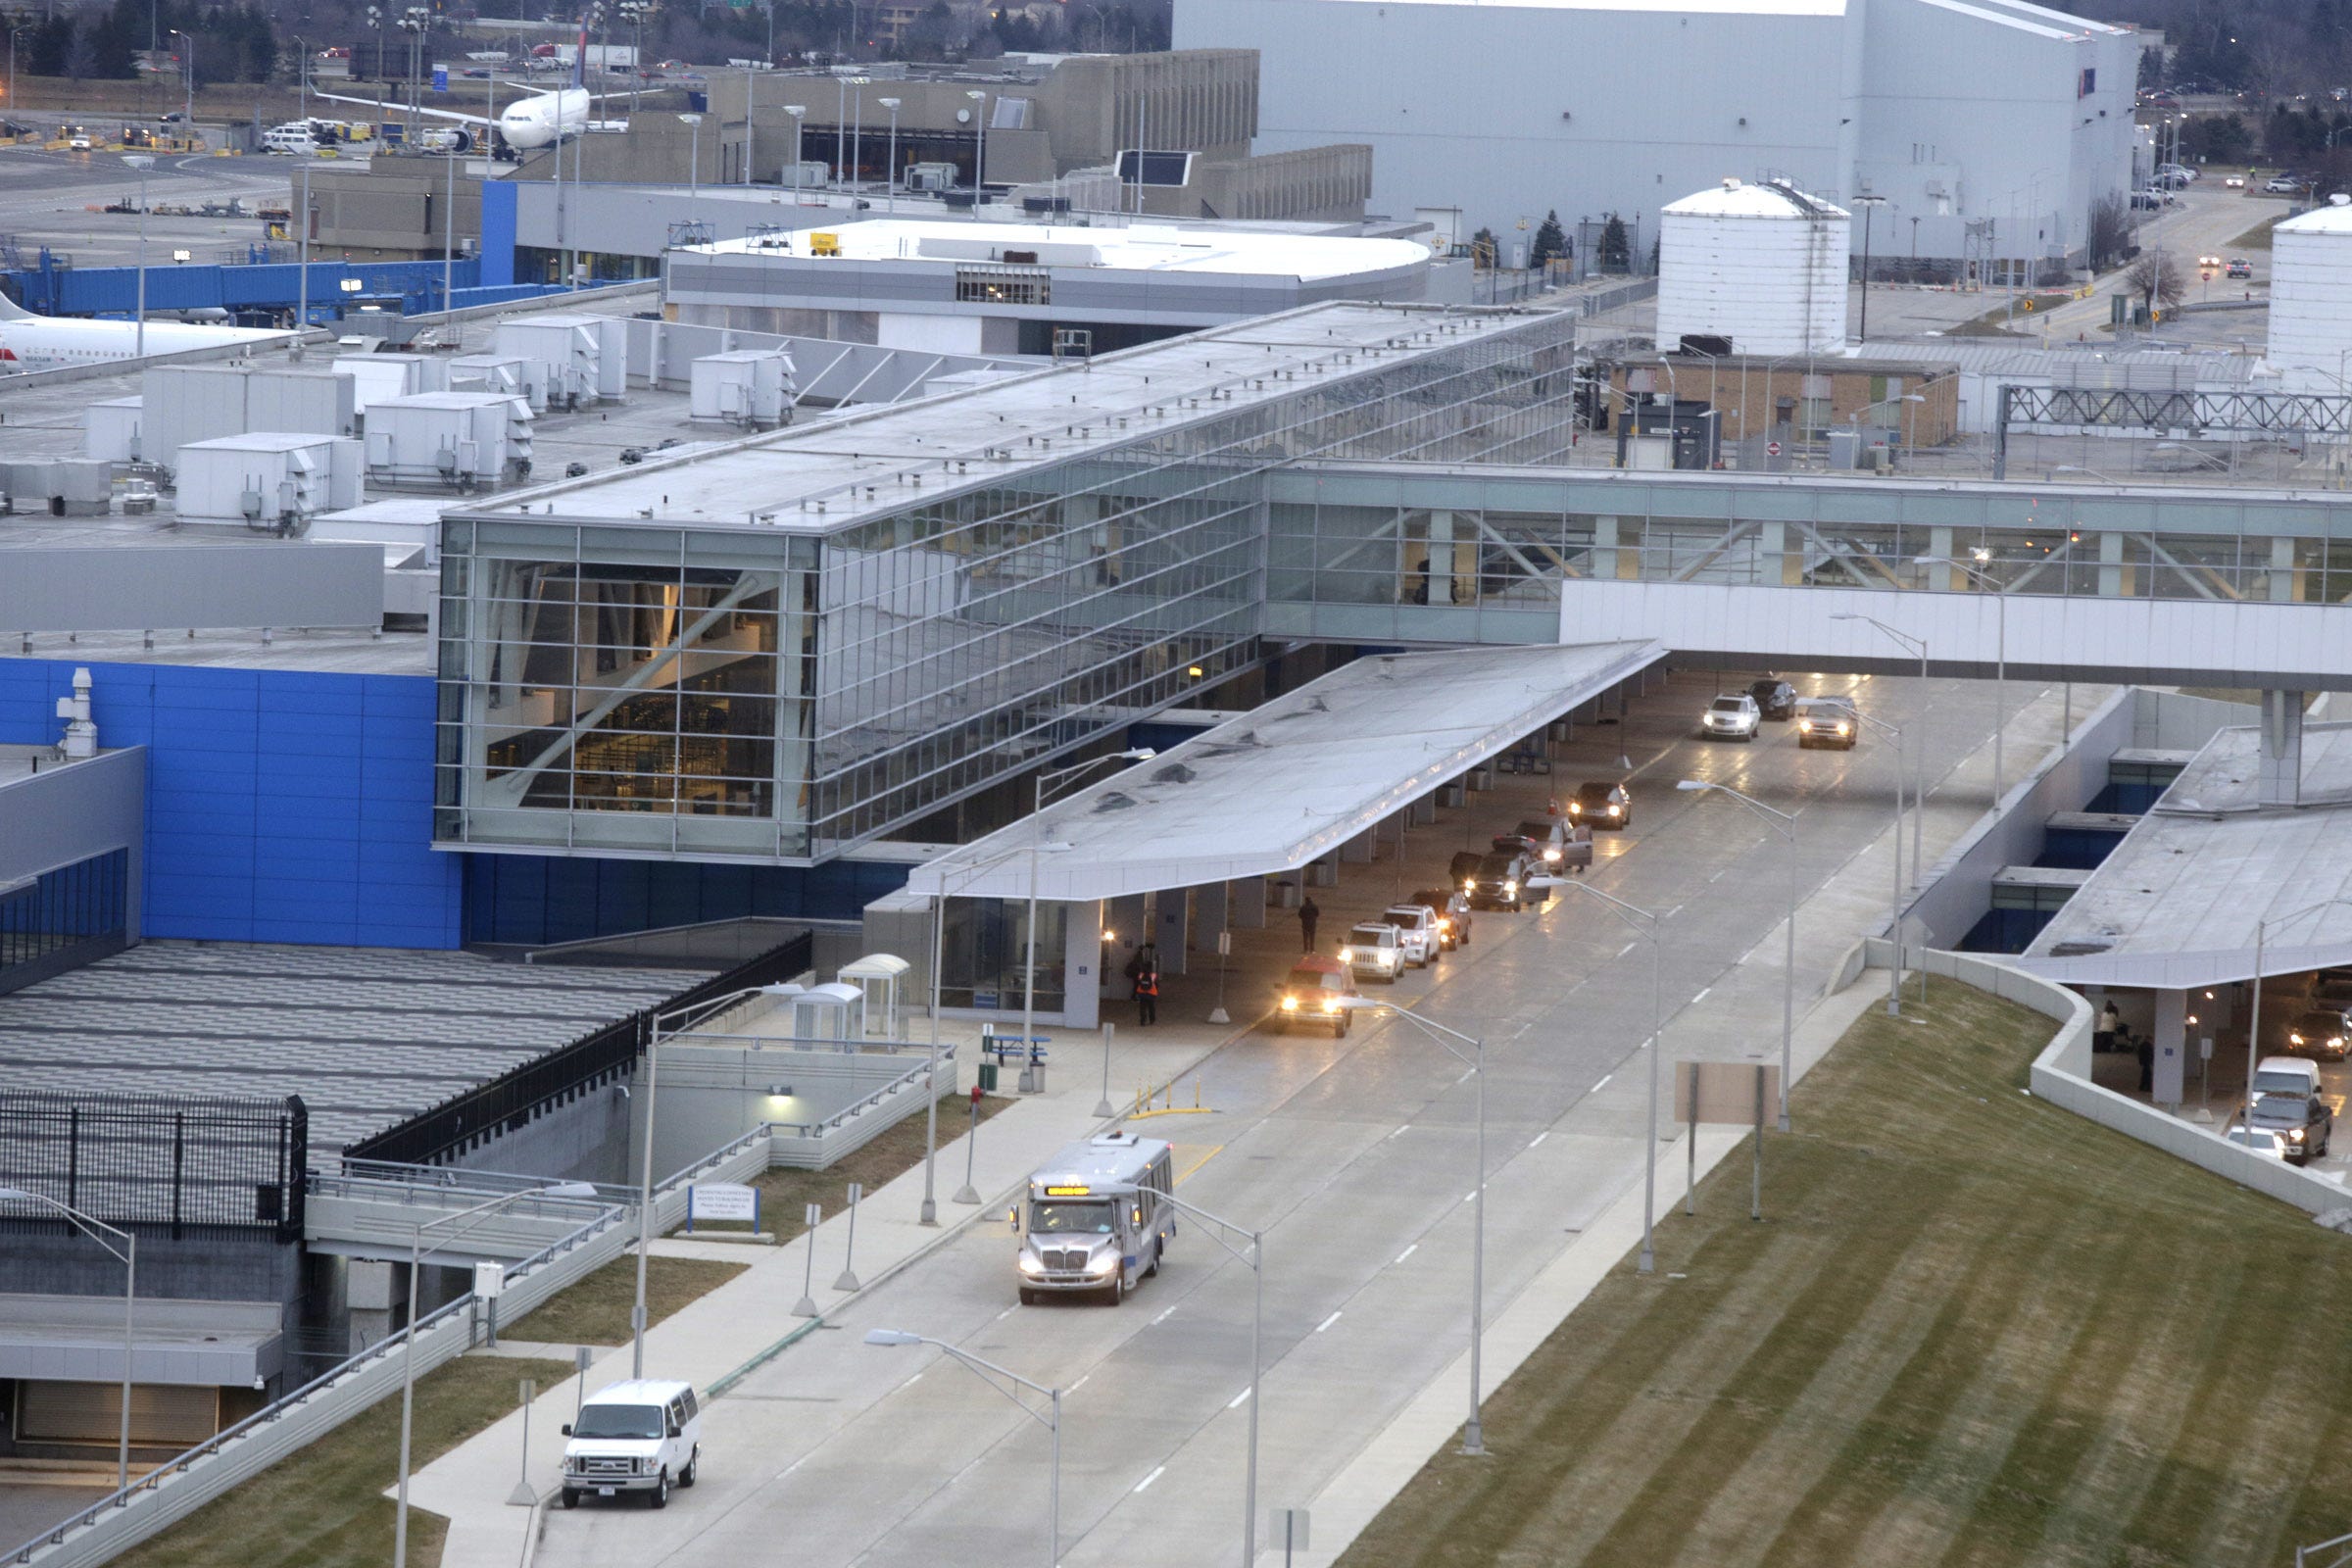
[1676,780,1797,1131]
[1853,193,1886,343]
[1338,999,1488,1453]
[966,88,987,218]
[1830,612,1929,885]
[864,1330,1059,1567]
[680,113,702,196]
[0,1190,133,1491]
[2246,899,2352,1139]
[124,154,150,359]
[1916,553,2008,805]
[784,104,806,201]
[1531,879,1664,1271]
[877,95,899,213]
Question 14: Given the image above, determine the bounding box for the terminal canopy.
[906,640,1662,904]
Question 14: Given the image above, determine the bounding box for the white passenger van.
[559,1379,701,1509]
[1015,1131,1175,1305]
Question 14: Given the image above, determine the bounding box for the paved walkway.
[411,670,2096,1568]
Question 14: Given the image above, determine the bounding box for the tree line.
[16,0,275,83]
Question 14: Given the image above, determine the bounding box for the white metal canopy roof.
[905,640,1663,903]
[2017,722,2352,989]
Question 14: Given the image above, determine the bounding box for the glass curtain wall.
[0,848,129,998]
[437,520,818,857]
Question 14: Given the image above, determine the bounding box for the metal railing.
[766,1052,945,1140]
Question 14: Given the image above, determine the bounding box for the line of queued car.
[1700,677,1862,750]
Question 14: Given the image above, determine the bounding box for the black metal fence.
[344,931,813,1168]
[0,1093,308,1241]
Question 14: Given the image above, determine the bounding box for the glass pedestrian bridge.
[433,300,2352,870]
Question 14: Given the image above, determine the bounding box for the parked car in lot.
[1465,849,1532,910]
[1382,903,1442,967]
[2157,161,2198,184]
[1748,678,1797,720]
[2265,173,2309,193]
[2227,257,2255,278]
[1342,921,1406,984]
[1275,954,1356,1034]
[2286,1006,2350,1059]
[1566,780,1632,828]
[1700,693,1761,742]
[1796,695,1860,750]
[2249,1055,2333,1163]
[1407,887,1473,949]
[562,1380,702,1509]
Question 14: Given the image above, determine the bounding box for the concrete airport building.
[1177,0,2144,274]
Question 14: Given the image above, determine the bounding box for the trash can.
[978,1060,999,1093]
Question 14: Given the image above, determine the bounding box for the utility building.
[1178,0,2142,274]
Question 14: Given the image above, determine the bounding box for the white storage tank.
[364,391,536,488]
[492,315,627,412]
[2268,195,2352,383]
[1656,178,1849,357]
[690,349,797,429]
[84,397,143,463]
[174,433,364,532]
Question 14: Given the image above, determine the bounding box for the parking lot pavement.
[420,667,2084,1568]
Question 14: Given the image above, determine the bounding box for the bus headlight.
[1087,1252,1119,1276]
[1019,1253,1046,1276]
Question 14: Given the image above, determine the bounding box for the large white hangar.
[1176,0,2142,276]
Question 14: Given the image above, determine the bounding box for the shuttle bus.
[1015,1131,1174,1305]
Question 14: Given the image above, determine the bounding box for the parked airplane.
[316,31,622,151]
[0,292,285,370]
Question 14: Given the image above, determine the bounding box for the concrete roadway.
[537,667,2033,1568]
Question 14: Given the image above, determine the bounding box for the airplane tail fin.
[571,25,588,91]
[0,290,34,320]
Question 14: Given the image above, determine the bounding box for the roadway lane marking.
[996,1306,1016,1320]
[1664,904,1683,920]
[1152,1305,1177,1325]
[1173,1144,1225,1185]
[1690,987,1712,1004]
[1528,1131,1549,1149]
[1395,1243,1418,1264]
[906,1373,922,1387]
[1455,1068,1475,1085]
[1618,941,1638,956]
[1069,1374,1089,1393]
[1228,1388,1252,1408]
[1593,1074,1613,1092]
[1134,1465,1166,1493]
[1316,1310,1343,1333]
[1388,1124,1410,1138]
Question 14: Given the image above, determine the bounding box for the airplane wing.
[312,90,494,127]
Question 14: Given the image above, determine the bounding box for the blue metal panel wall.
[463,854,912,947]
[479,182,517,287]
[0,660,462,949]
[6,258,505,317]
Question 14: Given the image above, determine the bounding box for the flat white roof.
[905,640,1664,903]
[462,302,1550,532]
[2019,722,2352,988]
[1298,0,1845,14]
[689,220,1434,283]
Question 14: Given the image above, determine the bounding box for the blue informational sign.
[432,65,448,92]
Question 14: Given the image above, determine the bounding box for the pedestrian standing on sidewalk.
[1299,895,1320,953]
[1132,943,1160,1025]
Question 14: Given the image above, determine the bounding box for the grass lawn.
[502,1254,748,1348]
[107,1354,571,1568]
[681,1089,1017,1244]
[2230,216,2283,252]
[1341,976,2352,1568]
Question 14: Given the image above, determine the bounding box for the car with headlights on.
[2286,1007,2350,1059]
[1700,693,1761,742]
[1466,849,1532,911]
[1407,887,1473,949]
[1382,903,1442,967]
[2249,1055,2333,1163]
[1341,921,1406,984]
[1565,781,1631,829]
[1796,695,1860,750]
[1275,954,1357,1034]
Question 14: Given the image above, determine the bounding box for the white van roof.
[583,1379,695,1405]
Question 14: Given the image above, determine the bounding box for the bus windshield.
[1029,1199,1115,1235]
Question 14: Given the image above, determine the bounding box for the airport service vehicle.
[2285,1007,2350,1059]
[2249,1056,2333,1163]
[1016,1132,1173,1305]
[560,1380,701,1509]
[1700,693,1761,742]
[1748,678,1798,720]
[317,27,618,149]
[1342,921,1406,983]
[1466,849,1531,911]
[0,292,283,370]
[1404,888,1472,949]
[1276,953,1357,1034]
[1565,781,1631,829]
[1796,695,1860,750]
[261,125,319,155]
[1382,904,1442,966]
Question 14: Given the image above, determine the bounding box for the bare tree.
[2127,250,2185,313]
[2087,193,2132,272]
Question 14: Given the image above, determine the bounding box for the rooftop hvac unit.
[363,392,536,489]
[172,433,362,533]
[689,349,797,430]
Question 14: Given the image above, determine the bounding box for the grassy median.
[1342,976,2352,1568]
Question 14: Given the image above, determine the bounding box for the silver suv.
[1700,693,1761,742]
